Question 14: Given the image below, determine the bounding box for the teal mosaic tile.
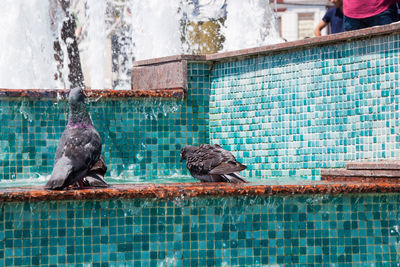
[1,32,400,182]
[0,63,210,182]
[209,34,400,179]
[1,194,400,266]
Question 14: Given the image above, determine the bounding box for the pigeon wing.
[186,145,220,174]
[45,127,101,189]
[207,144,246,174]
[209,161,247,175]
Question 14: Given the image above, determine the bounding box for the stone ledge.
[0,88,185,99]
[205,22,400,61]
[2,181,400,202]
[322,169,400,177]
[321,168,400,182]
[133,55,206,67]
[131,60,188,91]
[346,161,400,170]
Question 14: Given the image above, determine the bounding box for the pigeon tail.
[45,178,66,190]
[46,168,88,190]
[221,172,249,184]
[45,157,73,190]
[46,162,89,190]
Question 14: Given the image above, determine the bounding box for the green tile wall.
[210,35,400,179]
[1,194,400,266]
[0,63,210,182]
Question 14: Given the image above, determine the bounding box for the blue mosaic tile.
[209,35,400,179]
[2,194,399,265]
[0,63,210,182]
[0,28,400,184]
[9,194,400,265]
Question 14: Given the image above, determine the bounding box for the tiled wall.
[2,32,400,182]
[209,35,400,179]
[0,63,210,182]
[1,193,399,266]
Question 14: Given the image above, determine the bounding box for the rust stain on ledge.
[1,181,400,202]
[0,88,185,99]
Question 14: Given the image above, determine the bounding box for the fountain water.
[0,0,62,89]
[0,0,281,89]
[86,0,108,89]
[131,0,183,61]
[2,1,400,266]
[222,0,281,51]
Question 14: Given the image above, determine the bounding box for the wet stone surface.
[2,181,400,202]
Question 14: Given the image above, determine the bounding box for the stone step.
[346,161,400,170]
[321,168,400,182]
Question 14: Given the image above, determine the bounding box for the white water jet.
[130,0,183,61]
[0,0,63,89]
[0,0,282,89]
[222,0,282,51]
[187,0,226,22]
[86,0,107,89]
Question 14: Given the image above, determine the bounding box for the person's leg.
[366,4,399,27]
[343,16,367,31]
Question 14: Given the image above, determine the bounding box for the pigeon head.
[69,87,86,106]
[67,87,93,127]
[180,145,197,162]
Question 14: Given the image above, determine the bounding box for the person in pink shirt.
[343,0,398,31]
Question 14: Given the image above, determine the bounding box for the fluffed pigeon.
[180,144,248,183]
[45,87,108,190]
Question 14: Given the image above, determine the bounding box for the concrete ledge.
[2,181,400,202]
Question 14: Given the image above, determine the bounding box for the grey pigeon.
[45,87,108,190]
[180,144,248,183]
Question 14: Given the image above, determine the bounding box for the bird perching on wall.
[180,144,248,183]
[45,87,108,190]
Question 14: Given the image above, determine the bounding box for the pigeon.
[180,144,248,183]
[45,87,108,190]
[79,155,108,188]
